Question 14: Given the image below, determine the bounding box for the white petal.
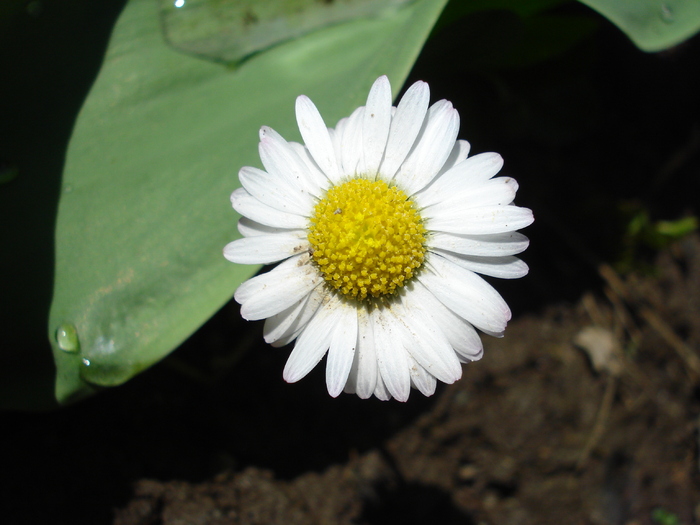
[236,217,303,238]
[436,139,471,178]
[223,233,308,265]
[344,308,375,397]
[408,356,437,397]
[433,249,529,279]
[373,367,391,401]
[454,332,485,362]
[374,308,411,402]
[295,95,340,181]
[283,293,343,383]
[327,127,339,155]
[239,166,310,216]
[259,127,325,198]
[329,122,345,166]
[419,253,511,334]
[235,253,302,303]
[393,100,460,195]
[344,366,358,394]
[263,286,328,348]
[379,80,430,179]
[427,205,534,235]
[235,256,323,321]
[415,152,503,209]
[396,285,463,384]
[339,106,364,179]
[354,308,379,398]
[326,303,359,397]
[412,280,484,361]
[288,141,331,191]
[263,295,308,345]
[231,188,307,230]
[422,178,519,218]
[427,231,530,257]
[361,75,392,177]
[457,349,484,363]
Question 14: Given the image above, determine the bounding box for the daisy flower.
[224,75,533,401]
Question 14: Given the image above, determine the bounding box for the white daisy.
[224,75,534,401]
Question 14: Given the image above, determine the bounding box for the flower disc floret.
[308,178,426,301]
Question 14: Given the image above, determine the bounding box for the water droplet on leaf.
[78,335,139,386]
[55,324,80,353]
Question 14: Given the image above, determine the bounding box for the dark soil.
[3,2,700,525]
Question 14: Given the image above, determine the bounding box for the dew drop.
[660,3,674,23]
[55,324,80,353]
[78,335,136,386]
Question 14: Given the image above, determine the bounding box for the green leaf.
[656,216,698,237]
[0,0,130,411]
[578,0,700,51]
[47,0,447,404]
[158,0,422,65]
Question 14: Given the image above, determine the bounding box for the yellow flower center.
[308,178,426,301]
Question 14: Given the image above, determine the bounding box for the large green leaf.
[47,0,447,404]
[578,0,700,51]
[0,0,130,411]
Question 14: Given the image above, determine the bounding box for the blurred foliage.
[617,203,698,274]
[652,507,682,525]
